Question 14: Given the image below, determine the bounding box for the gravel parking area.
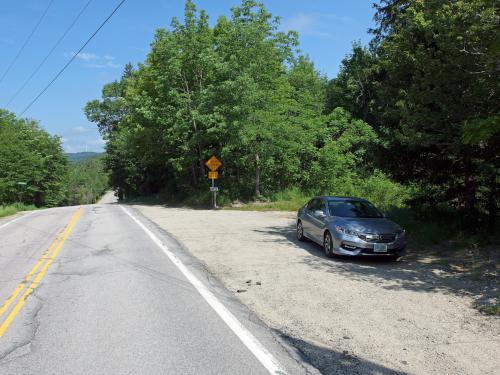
[135,205,499,375]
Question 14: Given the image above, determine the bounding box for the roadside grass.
[0,203,37,218]
[225,189,309,212]
[479,304,500,316]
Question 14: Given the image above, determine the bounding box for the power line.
[0,0,55,86]
[19,0,127,117]
[5,0,94,108]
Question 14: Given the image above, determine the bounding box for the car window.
[308,199,326,213]
[328,200,383,218]
[317,199,326,213]
[307,199,317,210]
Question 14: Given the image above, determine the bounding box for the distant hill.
[66,152,103,163]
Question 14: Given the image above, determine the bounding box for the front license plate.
[373,243,388,253]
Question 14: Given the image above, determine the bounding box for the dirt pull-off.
[135,205,499,375]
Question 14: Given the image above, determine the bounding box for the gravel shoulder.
[134,205,499,375]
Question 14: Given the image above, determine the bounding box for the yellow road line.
[0,226,67,317]
[0,207,83,338]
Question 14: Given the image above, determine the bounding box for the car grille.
[358,233,396,243]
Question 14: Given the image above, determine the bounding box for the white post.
[212,178,217,209]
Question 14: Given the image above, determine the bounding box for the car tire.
[296,220,307,242]
[324,231,334,258]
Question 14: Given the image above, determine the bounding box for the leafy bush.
[327,171,411,211]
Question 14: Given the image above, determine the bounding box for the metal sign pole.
[211,178,217,209]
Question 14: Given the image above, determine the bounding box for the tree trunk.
[255,151,261,198]
[190,162,197,188]
[191,119,205,182]
[487,172,498,232]
[463,161,478,227]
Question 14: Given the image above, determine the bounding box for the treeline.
[86,0,498,228]
[66,156,109,205]
[0,109,108,207]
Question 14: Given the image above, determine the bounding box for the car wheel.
[296,220,306,242]
[324,231,334,258]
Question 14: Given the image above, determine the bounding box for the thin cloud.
[76,52,99,61]
[67,51,122,69]
[87,61,122,69]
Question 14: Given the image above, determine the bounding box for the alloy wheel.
[324,232,334,258]
[297,221,305,241]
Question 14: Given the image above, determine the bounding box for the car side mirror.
[314,210,326,219]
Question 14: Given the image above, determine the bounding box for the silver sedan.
[296,196,406,260]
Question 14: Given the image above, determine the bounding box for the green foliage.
[86,1,400,210]
[226,188,311,212]
[329,0,499,229]
[0,109,68,207]
[0,203,37,218]
[0,109,109,208]
[328,171,411,212]
[66,152,102,162]
[66,156,109,205]
[479,304,500,316]
[326,42,378,123]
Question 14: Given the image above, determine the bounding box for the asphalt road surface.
[0,197,312,375]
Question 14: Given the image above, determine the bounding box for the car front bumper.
[332,232,406,257]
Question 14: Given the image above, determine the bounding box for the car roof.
[313,196,368,202]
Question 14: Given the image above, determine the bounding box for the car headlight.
[335,226,360,236]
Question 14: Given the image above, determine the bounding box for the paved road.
[0,197,311,374]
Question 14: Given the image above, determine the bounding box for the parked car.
[297,196,406,260]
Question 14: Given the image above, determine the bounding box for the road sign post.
[205,156,222,209]
[212,178,217,208]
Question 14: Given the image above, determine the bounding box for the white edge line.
[0,211,34,230]
[120,205,285,375]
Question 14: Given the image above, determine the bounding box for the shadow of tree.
[253,224,498,308]
[276,329,408,375]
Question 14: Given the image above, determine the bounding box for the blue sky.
[0,0,376,153]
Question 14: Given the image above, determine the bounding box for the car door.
[301,199,318,238]
[309,198,328,242]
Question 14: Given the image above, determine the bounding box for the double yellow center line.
[0,207,83,337]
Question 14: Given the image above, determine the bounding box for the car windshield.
[328,200,383,218]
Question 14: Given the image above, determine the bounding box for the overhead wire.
[5,0,94,108]
[19,0,126,117]
[0,0,56,86]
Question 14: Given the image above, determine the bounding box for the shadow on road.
[276,329,408,375]
[253,224,498,308]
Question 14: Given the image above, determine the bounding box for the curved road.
[0,195,312,374]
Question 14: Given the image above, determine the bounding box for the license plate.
[373,243,388,253]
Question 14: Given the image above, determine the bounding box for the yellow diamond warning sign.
[205,155,222,171]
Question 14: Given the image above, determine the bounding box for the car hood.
[334,217,402,234]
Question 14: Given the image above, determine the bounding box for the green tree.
[372,0,499,228]
[326,42,378,123]
[0,109,68,206]
[66,156,109,205]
